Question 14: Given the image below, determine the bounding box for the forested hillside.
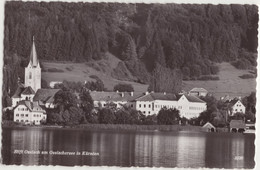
[3,2,258,107]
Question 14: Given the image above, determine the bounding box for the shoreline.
[2,121,229,132]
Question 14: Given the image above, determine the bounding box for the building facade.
[13,101,46,125]
[226,99,246,116]
[90,91,207,119]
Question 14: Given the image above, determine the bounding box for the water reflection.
[1,127,255,168]
[176,132,206,168]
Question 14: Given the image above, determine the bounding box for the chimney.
[130,92,133,96]
[116,90,119,93]
[145,91,149,95]
[163,92,166,95]
[121,92,124,97]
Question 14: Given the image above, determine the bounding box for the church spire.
[29,36,39,67]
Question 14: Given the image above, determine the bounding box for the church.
[12,37,60,125]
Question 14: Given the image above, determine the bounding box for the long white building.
[90,91,207,119]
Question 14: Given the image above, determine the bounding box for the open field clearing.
[183,62,256,99]
[42,53,148,92]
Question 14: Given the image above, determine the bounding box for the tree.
[115,109,132,124]
[142,115,157,125]
[113,83,134,92]
[85,78,105,91]
[54,89,78,112]
[231,112,245,120]
[80,90,94,122]
[157,107,180,125]
[2,109,13,120]
[46,109,63,125]
[98,108,115,124]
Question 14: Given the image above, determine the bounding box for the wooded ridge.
[3,2,258,106]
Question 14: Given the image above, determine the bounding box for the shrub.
[197,75,220,81]
[47,68,64,72]
[65,66,73,71]
[231,59,251,70]
[239,74,256,79]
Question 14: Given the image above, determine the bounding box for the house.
[33,89,61,108]
[226,99,245,116]
[189,88,208,97]
[12,86,35,107]
[230,120,246,133]
[13,100,46,125]
[202,122,216,132]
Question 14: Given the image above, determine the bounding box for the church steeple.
[25,36,41,92]
[28,36,39,68]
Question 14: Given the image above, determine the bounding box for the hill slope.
[42,53,148,92]
[183,62,256,99]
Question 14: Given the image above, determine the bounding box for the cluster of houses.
[8,38,247,127]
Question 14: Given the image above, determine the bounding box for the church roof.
[21,86,35,95]
[33,89,61,103]
[28,36,39,67]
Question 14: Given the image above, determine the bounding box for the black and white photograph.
[0,0,258,169]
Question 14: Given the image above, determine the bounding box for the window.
[149,104,151,108]
[25,120,29,122]
[143,111,146,114]
[21,120,24,122]
[148,111,150,114]
[29,72,32,79]
[131,104,133,108]
[144,104,146,108]
[16,120,19,122]
[16,114,19,116]
[139,104,141,108]
[26,114,28,117]
[21,114,24,117]
[240,109,242,111]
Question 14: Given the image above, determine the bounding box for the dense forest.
[2,2,258,107]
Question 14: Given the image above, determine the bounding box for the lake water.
[1,127,255,168]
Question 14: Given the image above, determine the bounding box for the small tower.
[24,36,41,92]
